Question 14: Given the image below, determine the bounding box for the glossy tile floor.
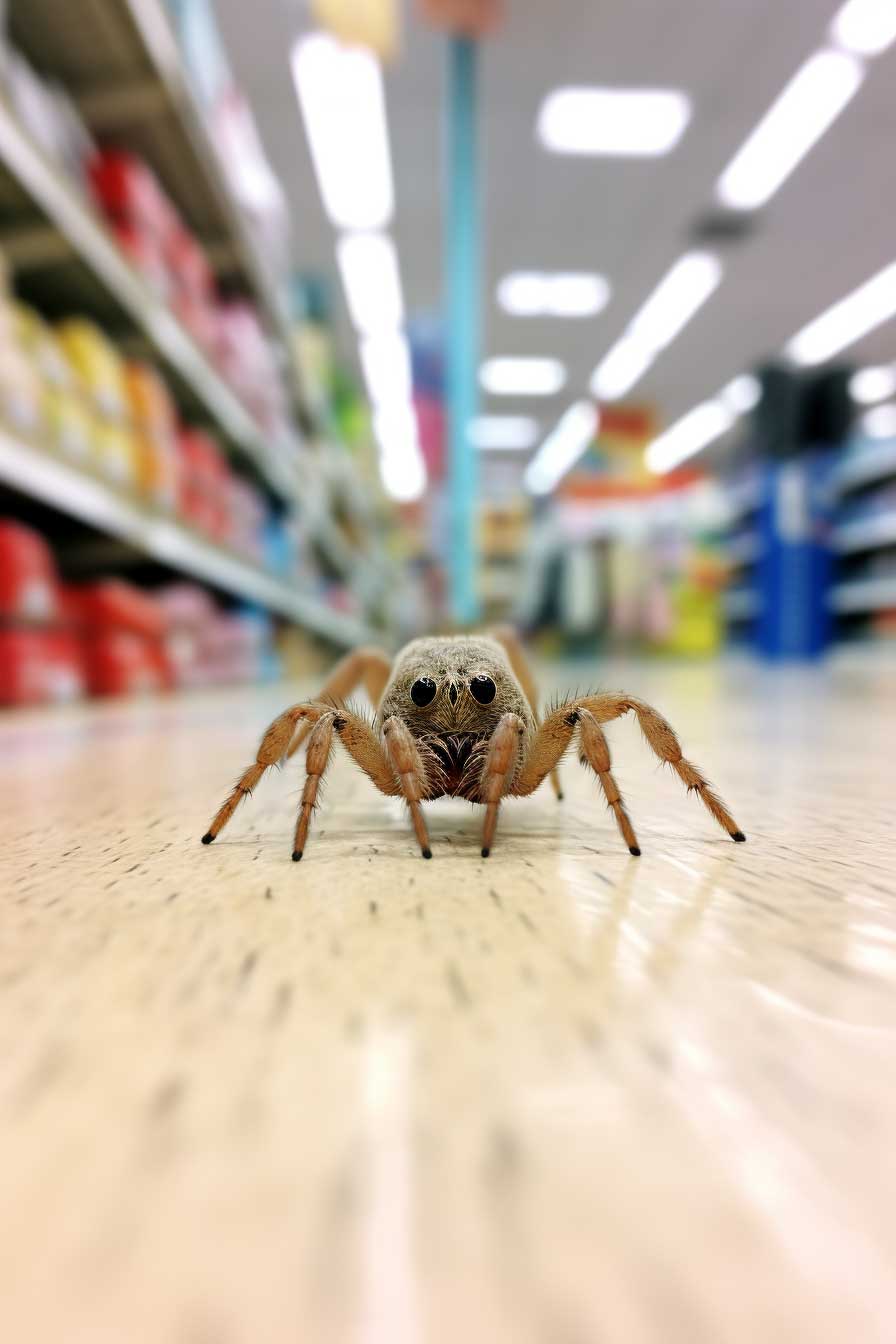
[2,655,895,1343]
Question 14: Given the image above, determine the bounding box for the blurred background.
[0,0,894,700]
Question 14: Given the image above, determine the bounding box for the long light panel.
[497,271,610,318]
[716,49,863,211]
[337,232,404,335]
[786,259,896,365]
[524,401,599,495]
[291,32,394,231]
[480,357,566,397]
[831,0,896,56]
[591,251,722,402]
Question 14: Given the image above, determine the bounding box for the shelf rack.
[0,430,374,648]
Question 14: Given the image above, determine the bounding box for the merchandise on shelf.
[0,518,82,706]
[0,517,59,622]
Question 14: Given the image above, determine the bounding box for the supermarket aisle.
[2,657,895,1343]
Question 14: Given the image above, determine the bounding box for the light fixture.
[860,403,896,439]
[468,415,539,449]
[628,251,722,350]
[720,373,762,415]
[359,332,412,407]
[785,259,896,365]
[645,399,735,474]
[496,271,610,318]
[524,401,599,495]
[336,232,403,336]
[589,251,722,401]
[291,32,394,231]
[480,357,566,396]
[849,364,896,404]
[379,447,426,502]
[373,405,427,502]
[716,49,864,211]
[831,0,896,56]
[537,87,691,157]
[590,337,654,401]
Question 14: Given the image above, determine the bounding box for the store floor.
[2,654,894,1343]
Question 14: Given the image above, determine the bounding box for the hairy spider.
[201,629,746,861]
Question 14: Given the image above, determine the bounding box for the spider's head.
[380,635,532,741]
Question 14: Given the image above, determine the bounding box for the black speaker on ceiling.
[800,367,854,446]
[752,363,803,459]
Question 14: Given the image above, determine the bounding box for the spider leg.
[292,712,336,860]
[201,703,323,843]
[285,645,392,760]
[625,696,745,842]
[479,713,526,857]
[490,625,563,800]
[382,715,433,859]
[577,709,640,856]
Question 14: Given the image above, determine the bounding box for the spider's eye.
[469,675,497,705]
[410,677,437,707]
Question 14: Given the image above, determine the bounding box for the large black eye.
[410,677,437,707]
[469,675,496,705]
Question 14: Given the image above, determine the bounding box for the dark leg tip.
[629,846,641,857]
[201,832,214,845]
[732,831,747,843]
[556,790,564,801]
[481,847,490,859]
[292,850,302,862]
[421,848,432,860]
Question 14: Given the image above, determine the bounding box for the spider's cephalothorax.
[201,628,746,862]
[378,636,535,801]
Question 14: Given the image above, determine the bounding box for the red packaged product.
[0,519,59,622]
[88,150,176,238]
[177,428,231,540]
[0,629,84,705]
[61,580,166,640]
[81,630,170,698]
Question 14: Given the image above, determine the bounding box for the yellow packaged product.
[57,319,127,420]
[124,360,176,434]
[94,417,138,489]
[43,386,94,463]
[13,303,75,389]
[0,344,44,435]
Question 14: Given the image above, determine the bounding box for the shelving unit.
[0,0,390,652]
[829,435,896,629]
[0,94,293,499]
[0,429,373,647]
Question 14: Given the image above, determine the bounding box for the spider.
[201,629,746,861]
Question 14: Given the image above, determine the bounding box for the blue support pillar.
[445,36,480,625]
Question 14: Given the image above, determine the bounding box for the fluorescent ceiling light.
[849,364,896,404]
[373,404,427,502]
[831,0,896,56]
[627,251,722,350]
[524,401,599,495]
[360,332,412,406]
[785,259,896,365]
[538,87,691,157]
[645,399,735,474]
[496,271,610,318]
[861,402,896,439]
[468,415,539,449]
[717,49,863,211]
[336,232,403,336]
[480,357,566,396]
[721,373,762,414]
[590,337,654,401]
[379,448,426,502]
[590,252,721,402]
[291,32,394,230]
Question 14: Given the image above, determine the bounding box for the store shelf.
[723,588,760,621]
[832,440,896,495]
[829,577,896,615]
[0,430,373,647]
[725,533,761,567]
[8,0,308,424]
[832,511,896,555]
[0,94,294,500]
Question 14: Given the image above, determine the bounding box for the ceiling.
[213,0,896,477]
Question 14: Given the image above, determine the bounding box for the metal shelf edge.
[0,431,371,647]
